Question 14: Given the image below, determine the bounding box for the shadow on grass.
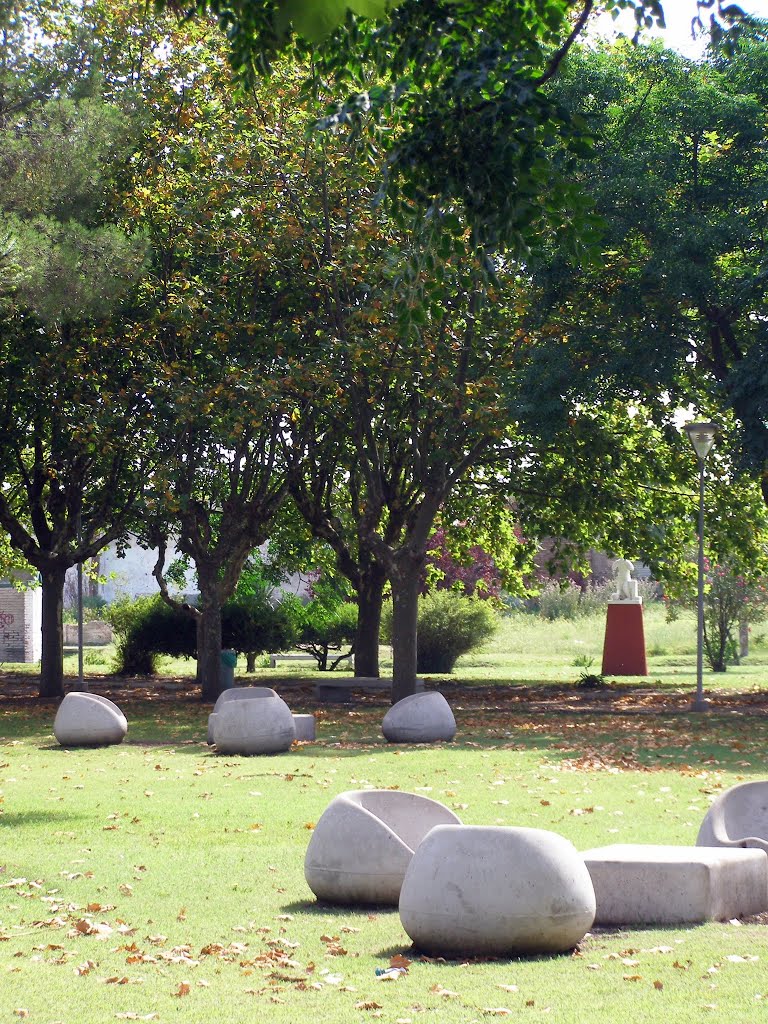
[0,808,86,828]
[280,898,400,918]
[375,941,580,964]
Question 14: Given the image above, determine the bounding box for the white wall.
[0,579,42,663]
[67,538,310,604]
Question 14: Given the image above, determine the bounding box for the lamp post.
[683,421,719,712]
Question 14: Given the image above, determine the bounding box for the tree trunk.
[739,621,749,659]
[390,566,421,704]
[354,567,386,678]
[40,564,67,699]
[197,594,223,702]
[246,652,257,672]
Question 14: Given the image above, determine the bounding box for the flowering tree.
[680,561,768,672]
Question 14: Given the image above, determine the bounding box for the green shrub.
[382,591,498,673]
[536,580,583,621]
[106,595,195,675]
[224,593,298,671]
[106,590,300,675]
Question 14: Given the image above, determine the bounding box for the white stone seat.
[212,688,295,755]
[697,780,768,853]
[207,686,277,743]
[53,692,127,747]
[399,825,595,956]
[582,844,768,925]
[305,790,462,905]
[381,691,456,743]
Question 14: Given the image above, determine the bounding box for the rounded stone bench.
[399,825,595,956]
[381,691,456,743]
[212,687,295,755]
[305,790,462,905]
[53,692,128,747]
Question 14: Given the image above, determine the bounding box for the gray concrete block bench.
[582,844,768,925]
[314,677,424,703]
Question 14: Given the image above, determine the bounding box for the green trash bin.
[220,649,237,689]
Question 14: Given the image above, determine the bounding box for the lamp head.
[684,421,719,462]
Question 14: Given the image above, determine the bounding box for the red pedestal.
[601,602,648,676]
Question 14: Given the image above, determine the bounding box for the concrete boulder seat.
[399,825,596,956]
[207,686,278,744]
[53,692,128,747]
[381,691,456,744]
[582,844,768,925]
[697,780,768,853]
[211,687,295,755]
[305,790,462,905]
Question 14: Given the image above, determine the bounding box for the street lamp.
[683,421,719,712]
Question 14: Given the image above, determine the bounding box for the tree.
[117,25,313,701]
[166,0,749,49]
[293,573,357,671]
[0,75,151,698]
[528,33,768,507]
[159,2,754,253]
[675,559,768,671]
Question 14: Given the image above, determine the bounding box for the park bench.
[269,652,353,668]
[314,677,424,703]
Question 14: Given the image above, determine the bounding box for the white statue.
[612,557,639,601]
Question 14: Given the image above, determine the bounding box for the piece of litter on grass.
[376,967,407,981]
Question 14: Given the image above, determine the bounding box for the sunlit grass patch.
[2,695,768,1023]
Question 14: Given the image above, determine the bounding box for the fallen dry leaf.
[390,953,411,970]
[430,985,459,998]
[497,984,519,992]
[174,981,191,997]
[14,1011,30,1019]
[355,1001,383,1011]
[653,980,664,990]
[75,919,113,938]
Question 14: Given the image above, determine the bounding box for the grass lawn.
[2,604,768,1023]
